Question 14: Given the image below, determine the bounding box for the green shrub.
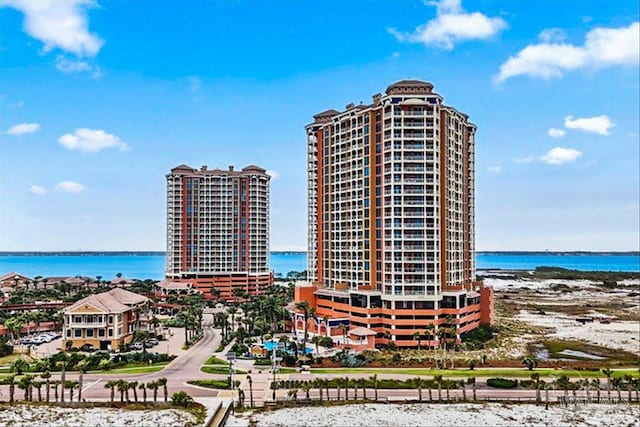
[205,356,228,365]
[187,379,230,389]
[487,378,518,389]
[171,391,194,407]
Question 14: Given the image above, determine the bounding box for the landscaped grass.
[293,367,640,379]
[0,354,28,366]
[200,365,247,375]
[88,361,170,374]
[205,356,228,365]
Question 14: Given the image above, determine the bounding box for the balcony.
[68,321,107,328]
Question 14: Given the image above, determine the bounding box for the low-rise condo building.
[63,288,149,351]
[166,164,273,300]
[294,80,493,349]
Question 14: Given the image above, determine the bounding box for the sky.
[0,0,638,252]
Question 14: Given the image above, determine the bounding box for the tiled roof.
[65,288,148,314]
[349,326,377,336]
[0,272,31,282]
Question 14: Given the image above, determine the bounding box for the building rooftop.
[169,164,270,177]
[386,79,434,95]
[65,288,148,314]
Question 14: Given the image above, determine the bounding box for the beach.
[227,403,640,427]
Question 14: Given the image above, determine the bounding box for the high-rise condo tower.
[166,164,273,299]
[294,80,493,349]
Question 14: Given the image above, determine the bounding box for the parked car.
[130,342,144,351]
[143,341,155,348]
[146,338,159,345]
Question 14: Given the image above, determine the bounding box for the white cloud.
[564,115,615,135]
[58,128,129,152]
[29,185,46,195]
[0,0,104,57]
[538,28,566,43]
[266,170,279,180]
[487,165,502,174]
[497,22,639,81]
[540,147,582,165]
[6,122,40,135]
[548,128,566,138]
[514,156,533,164]
[388,0,507,50]
[55,55,91,73]
[55,181,85,193]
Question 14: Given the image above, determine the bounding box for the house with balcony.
[63,288,149,351]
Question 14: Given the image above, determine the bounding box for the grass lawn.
[294,367,640,379]
[200,365,247,375]
[0,354,28,367]
[88,361,170,374]
[187,379,230,389]
[205,356,228,365]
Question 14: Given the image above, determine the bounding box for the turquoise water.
[0,252,637,280]
[264,339,312,354]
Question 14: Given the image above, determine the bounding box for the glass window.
[74,329,82,338]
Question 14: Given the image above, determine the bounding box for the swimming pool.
[264,340,313,354]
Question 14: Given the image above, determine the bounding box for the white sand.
[484,278,600,291]
[0,405,199,426]
[515,310,640,354]
[227,403,640,427]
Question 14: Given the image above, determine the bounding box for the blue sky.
[0,0,638,252]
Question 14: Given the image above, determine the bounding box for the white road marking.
[83,378,101,392]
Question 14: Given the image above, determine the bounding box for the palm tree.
[18,375,33,401]
[413,331,421,351]
[435,375,443,401]
[531,373,541,404]
[414,377,423,401]
[301,380,312,401]
[65,380,78,402]
[335,378,343,400]
[41,370,51,402]
[11,358,29,375]
[294,300,315,358]
[129,380,139,402]
[139,382,147,402]
[468,377,477,400]
[315,378,324,401]
[157,377,168,402]
[116,380,127,402]
[53,381,60,402]
[360,378,367,400]
[5,316,24,343]
[602,368,612,400]
[76,359,89,402]
[371,374,378,401]
[7,375,16,403]
[105,380,118,403]
[148,381,159,402]
[246,375,254,407]
[311,335,322,354]
[32,380,43,402]
[612,377,623,402]
[592,378,601,403]
[56,354,70,403]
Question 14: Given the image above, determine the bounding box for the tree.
[139,382,147,402]
[311,335,322,354]
[41,370,52,402]
[435,375,443,401]
[65,380,78,402]
[129,380,139,402]
[147,381,159,402]
[76,359,89,402]
[157,377,168,402]
[5,317,24,343]
[371,374,378,401]
[7,374,16,403]
[32,380,43,402]
[10,358,29,375]
[18,375,34,401]
[531,373,541,404]
[246,375,254,408]
[301,380,312,401]
[116,380,127,402]
[414,377,423,401]
[468,359,476,370]
[294,301,314,359]
[602,368,613,400]
[467,377,477,400]
[413,331,421,351]
[522,357,537,371]
[105,380,118,403]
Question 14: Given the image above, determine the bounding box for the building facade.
[166,164,273,299]
[63,288,149,351]
[295,80,493,348]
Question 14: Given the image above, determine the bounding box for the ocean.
[0,252,637,280]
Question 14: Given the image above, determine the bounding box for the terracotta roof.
[156,279,193,290]
[386,79,434,94]
[313,109,340,119]
[349,326,377,336]
[242,165,267,173]
[65,288,148,314]
[0,272,31,282]
[171,164,195,172]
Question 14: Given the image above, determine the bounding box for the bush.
[487,378,518,389]
[171,391,194,407]
[187,379,230,389]
[0,338,13,357]
[205,355,228,365]
[254,358,272,366]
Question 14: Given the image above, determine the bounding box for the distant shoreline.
[0,251,638,256]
